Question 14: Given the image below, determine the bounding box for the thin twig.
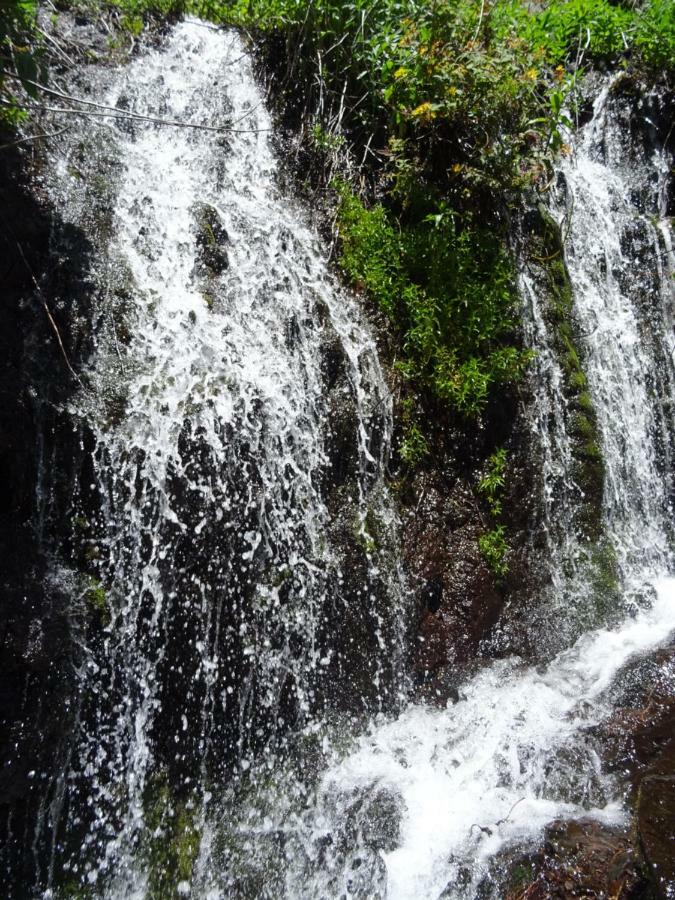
[0,125,70,151]
[13,239,84,387]
[0,99,271,133]
[36,27,78,68]
[472,0,486,43]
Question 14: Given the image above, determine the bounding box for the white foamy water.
[303,577,675,900]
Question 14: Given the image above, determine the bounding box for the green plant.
[142,775,201,900]
[85,576,111,625]
[400,421,429,466]
[335,182,530,416]
[0,0,40,126]
[478,447,507,517]
[479,524,509,577]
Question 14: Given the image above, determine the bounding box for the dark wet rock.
[192,201,229,276]
[0,135,101,890]
[637,770,675,899]
[504,819,647,900]
[359,787,405,853]
[401,470,503,701]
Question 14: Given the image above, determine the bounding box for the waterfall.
[28,21,675,900]
[262,81,675,898]
[38,21,406,896]
[552,78,675,580]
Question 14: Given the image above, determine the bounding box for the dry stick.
[359,132,375,170]
[472,0,486,43]
[470,797,526,838]
[13,238,84,387]
[36,26,78,68]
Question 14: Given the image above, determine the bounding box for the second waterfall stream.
[38,20,674,900]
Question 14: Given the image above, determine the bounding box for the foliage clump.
[336,181,530,415]
[187,0,670,417]
[0,0,41,126]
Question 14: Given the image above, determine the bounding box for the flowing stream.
[35,23,675,900]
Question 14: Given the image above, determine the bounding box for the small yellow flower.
[394,67,409,80]
[525,68,538,81]
[451,163,463,173]
[447,85,458,96]
[554,64,565,82]
[410,101,435,122]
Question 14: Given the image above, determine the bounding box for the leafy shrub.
[336,182,530,416]
[634,0,675,71]
[0,0,40,126]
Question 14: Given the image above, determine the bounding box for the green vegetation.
[400,421,429,467]
[494,0,675,72]
[336,182,531,416]
[142,775,201,900]
[478,446,507,517]
[85,576,111,624]
[478,447,510,575]
[479,523,509,578]
[0,0,40,126]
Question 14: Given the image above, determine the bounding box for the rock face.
[503,819,646,900]
[192,201,229,277]
[0,139,92,886]
[401,468,503,699]
[638,772,675,898]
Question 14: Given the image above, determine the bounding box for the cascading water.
[259,79,675,898]
[37,20,406,896]
[552,77,675,580]
[29,23,675,900]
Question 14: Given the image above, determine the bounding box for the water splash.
[41,21,406,894]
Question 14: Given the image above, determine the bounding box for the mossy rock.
[525,203,605,542]
[192,202,229,277]
[85,576,110,626]
[141,775,201,900]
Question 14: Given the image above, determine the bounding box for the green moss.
[85,577,111,626]
[529,206,605,541]
[574,389,594,414]
[507,861,536,894]
[142,775,201,900]
[53,882,94,899]
[570,412,596,443]
[271,567,291,588]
